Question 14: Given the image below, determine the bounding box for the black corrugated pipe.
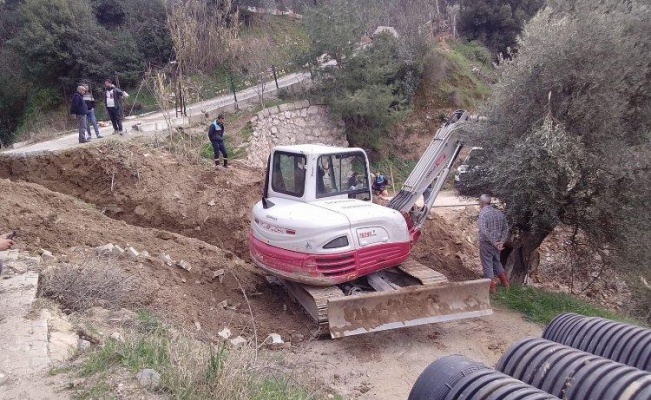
[408,355,559,400]
[496,337,651,400]
[543,313,651,371]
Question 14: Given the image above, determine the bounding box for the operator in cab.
[372,173,390,197]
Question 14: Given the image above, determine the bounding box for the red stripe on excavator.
[249,233,410,286]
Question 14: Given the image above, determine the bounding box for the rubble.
[211,269,225,283]
[218,328,232,339]
[229,336,247,348]
[136,369,161,389]
[176,260,192,272]
[77,339,91,352]
[110,332,123,342]
[160,254,174,266]
[112,245,125,257]
[126,247,139,259]
[95,243,115,255]
[40,249,56,262]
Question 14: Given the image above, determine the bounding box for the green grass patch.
[492,285,637,326]
[200,136,245,161]
[73,381,113,400]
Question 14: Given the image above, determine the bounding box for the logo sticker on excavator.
[356,227,389,246]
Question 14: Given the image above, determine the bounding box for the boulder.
[136,369,161,390]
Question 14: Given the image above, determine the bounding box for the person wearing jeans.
[83,85,102,139]
[103,79,129,135]
[70,85,89,143]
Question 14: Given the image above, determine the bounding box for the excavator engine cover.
[327,279,492,338]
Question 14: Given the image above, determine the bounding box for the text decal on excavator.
[358,229,377,239]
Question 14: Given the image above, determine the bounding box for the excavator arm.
[388,110,472,236]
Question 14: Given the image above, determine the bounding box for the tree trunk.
[502,229,550,284]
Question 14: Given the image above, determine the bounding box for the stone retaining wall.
[246,100,348,168]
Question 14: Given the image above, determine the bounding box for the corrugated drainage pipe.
[408,355,559,400]
[496,337,651,400]
[543,313,651,371]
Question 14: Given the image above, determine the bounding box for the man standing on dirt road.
[70,85,89,143]
[208,114,228,170]
[104,79,129,135]
[478,194,510,293]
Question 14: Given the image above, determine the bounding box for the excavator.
[249,110,491,338]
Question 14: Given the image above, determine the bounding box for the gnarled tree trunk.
[501,229,550,284]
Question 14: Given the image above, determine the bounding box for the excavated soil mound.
[412,215,480,281]
[0,179,306,338]
[0,143,264,260]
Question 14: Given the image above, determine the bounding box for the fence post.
[229,73,238,109]
[272,65,279,89]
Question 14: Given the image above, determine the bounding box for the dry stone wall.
[246,100,348,168]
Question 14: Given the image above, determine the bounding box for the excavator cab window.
[316,152,370,200]
[271,152,306,197]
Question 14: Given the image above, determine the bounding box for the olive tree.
[461,0,651,287]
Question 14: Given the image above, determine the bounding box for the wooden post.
[389,164,396,196]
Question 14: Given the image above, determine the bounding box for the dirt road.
[1,72,309,157]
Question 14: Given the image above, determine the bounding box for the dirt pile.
[412,209,482,281]
[0,178,306,339]
[0,142,264,260]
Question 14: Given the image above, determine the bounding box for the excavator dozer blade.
[327,279,492,338]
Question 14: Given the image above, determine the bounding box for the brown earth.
[0,178,306,340]
[0,142,481,339]
[0,141,263,260]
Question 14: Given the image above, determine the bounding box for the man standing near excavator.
[478,194,510,292]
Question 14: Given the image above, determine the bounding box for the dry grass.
[72,310,338,400]
[40,260,148,312]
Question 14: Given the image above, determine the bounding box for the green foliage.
[200,136,245,161]
[9,0,113,87]
[318,34,420,150]
[492,285,641,326]
[458,0,545,56]
[463,0,651,295]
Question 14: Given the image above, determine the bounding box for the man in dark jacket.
[83,84,102,139]
[70,85,89,143]
[104,79,129,135]
[208,114,229,169]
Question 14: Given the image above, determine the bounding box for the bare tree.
[166,0,241,75]
[242,36,274,107]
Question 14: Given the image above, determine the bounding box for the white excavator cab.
[265,145,372,203]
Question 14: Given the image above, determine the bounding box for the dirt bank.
[0,142,263,260]
[0,178,307,339]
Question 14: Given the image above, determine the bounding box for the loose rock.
[229,336,247,348]
[126,247,139,259]
[41,249,56,262]
[77,339,91,352]
[211,269,225,283]
[95,243,114,255]
[176,260,191,272]
[110,332,123,342]
[136,369,161,390]
[194,321,201,331]
[112,245,125,257]
[160,254,174,266]
[218,328,232,339]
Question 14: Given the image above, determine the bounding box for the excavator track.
[281,280,345,335]
[280,259,491,338]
